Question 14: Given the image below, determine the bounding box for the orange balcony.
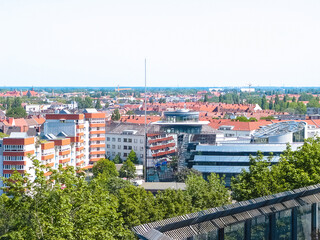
[90,130,105,135]
[77,132,84,136]
[76,146,84,151]
[89,157,103,162]
[82,165,93,170]
[90,137,105,141]
[150,143,175,151]
[44,171,52,177]
[90,144,105,148]
[76,160,84,166]
[148,136,174,144]
[90,150,105,155]
[76,153,85,159]
[152,149,176,158]
[45,162,54,167]
[76,124,85,129]
[59,149,71,156]
[41,154,55,160]
[90,123,105,127]
[59,158,71,164]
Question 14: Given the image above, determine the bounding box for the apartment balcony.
[59,158,71,164]
[148,136,174,144]
[150,143,175,151]
[41,154,55,161]
[59,149,71,156]
[90,150,105,155]
[152,149,176,158]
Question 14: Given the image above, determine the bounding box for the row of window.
[106,151,143,158]
[4,145,25,151]
[4,156,25,161]
[106,144,144,151]
[106,137,143,144]
[3,165,25,170]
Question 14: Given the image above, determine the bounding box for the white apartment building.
[106,124,146,163]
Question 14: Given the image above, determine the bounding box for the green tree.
[111,108,121,121]
[231,152,282,201]
[307,98,320,108]
[95,99,102,109]
[174,167,202,182]
[113,154,123,164]
[204,94,209,102]
[119,160,136,179]
[185,173,230,211]
[261,95,268,109]
[6,106,27,118]
[127,150,138,164]
[116,185,158,229]
[155,189,192,219]
[0,159,132,239]
[292,96,297,102]
[92,158,119,178]
[231,138,320,201]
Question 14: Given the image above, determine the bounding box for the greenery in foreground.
[0,159,230,239]
[232,137,320,201]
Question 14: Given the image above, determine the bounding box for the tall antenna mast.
[144,59,147,181]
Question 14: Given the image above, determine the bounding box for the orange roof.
[209,119,272,131]
[119,115,161,124]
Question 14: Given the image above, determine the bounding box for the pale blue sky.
[0,0,320,87]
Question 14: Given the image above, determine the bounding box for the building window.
[107,144,110,148]
[123,138,127,142]
[140,154,143,158]
[118,145,121,149]
[118,138,121,142]
[140,146,144,151]
[134,139,138,143]
[107,137,110,141]
[112,138,116,142]
[112,145,115,149]
[140,139,144,144]
[128,146,132,150]
[128,138,132,143]
[134,146,137,151]
[123,146,127,150]
[123,153,127,157]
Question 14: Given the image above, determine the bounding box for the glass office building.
[133,184,320,240]
[189,121,307,186]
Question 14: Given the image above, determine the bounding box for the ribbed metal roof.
[192,165,249,173]
[192,155,280,163]
[132,184,320,240]
[253,121,306,139]
[196,143,302,152]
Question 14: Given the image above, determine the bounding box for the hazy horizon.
[1,0,320,87]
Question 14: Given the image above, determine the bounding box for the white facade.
[106,131,145,163]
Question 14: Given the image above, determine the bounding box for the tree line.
[0,157,230,239]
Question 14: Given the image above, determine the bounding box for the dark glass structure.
[133,184,320,240]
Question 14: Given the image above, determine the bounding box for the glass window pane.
[251,215,269,240]
[193,230,218,240]
[224,222,245,240]
[276,209,292,240]
[297,205,312,240]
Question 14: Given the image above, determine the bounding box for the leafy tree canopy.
[92,158,119,178]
